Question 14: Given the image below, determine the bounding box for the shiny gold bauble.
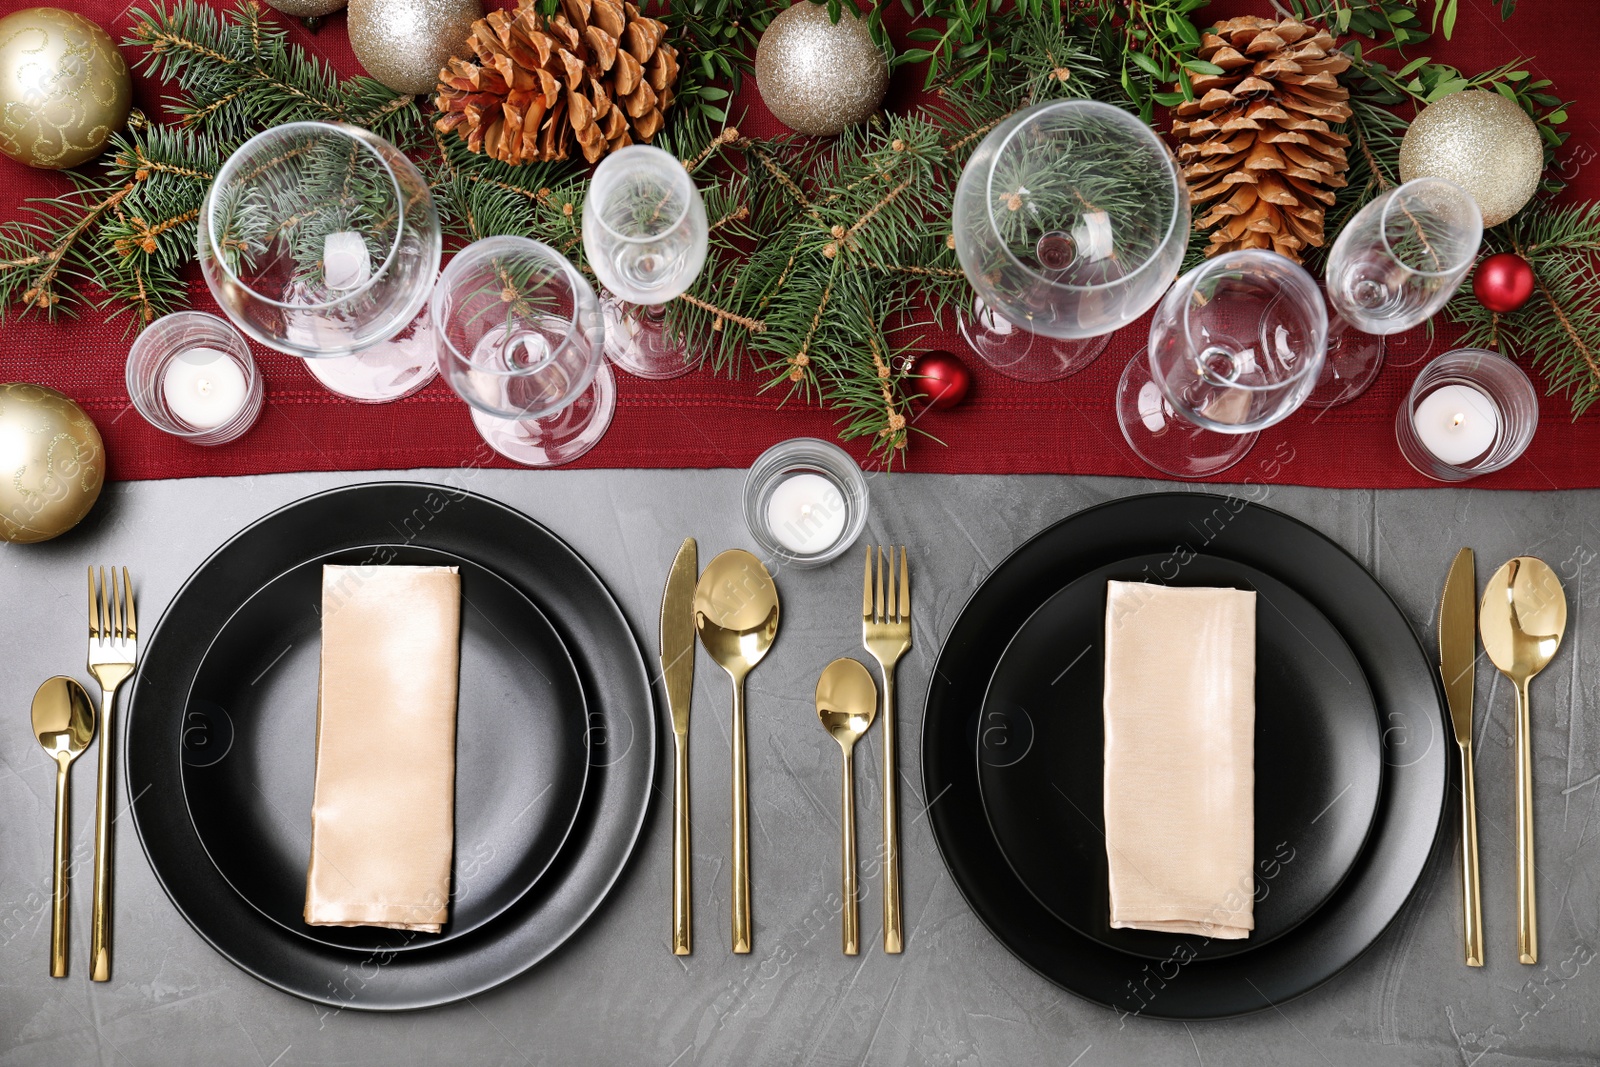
[0,8,131,170]
[0,384,105,544]
[348,0,482,95]
[1399,89,1543,227]
[755,2,887,137]
[263,0,348,17]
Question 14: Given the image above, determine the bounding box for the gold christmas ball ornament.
[1399,89,1543,227]
[0,7,132,170]
[263,0,348,17]
[755,2,887,137]
[349,0,483,95]
[0,384,105,544]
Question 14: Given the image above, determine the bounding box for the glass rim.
[1170,249,1329,393]
[431,234,598,386]
[202,121,408,312]
[982,99,1187,294]
[1376,176,1483,278]
[586,144,696,245]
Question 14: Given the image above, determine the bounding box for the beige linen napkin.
[1102,581,1256,939]
[304,564,461,932]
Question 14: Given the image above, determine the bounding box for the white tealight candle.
[162,347,249,430]
[765,472,848,554]
[1413,383,1500,466]
[323,231,372,291]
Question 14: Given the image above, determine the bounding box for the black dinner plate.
[978,554,1382,963]
[183,545,590,954]
[924,492,1447,1020]
[127,483,656,1010]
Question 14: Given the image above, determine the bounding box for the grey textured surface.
[1,468,1597,1067]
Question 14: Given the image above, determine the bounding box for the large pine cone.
[435,0,680,165]
[1172,17,1352,262]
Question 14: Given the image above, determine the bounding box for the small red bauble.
[906,349,972,410]
[1472,252,1535,314]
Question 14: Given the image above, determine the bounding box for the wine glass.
[1306,177,1482,407]
[432,236,612,467]
[197,121,442,403]
[952,99,1188,381]
[1116,249,1328,478]
[582,144,709,380]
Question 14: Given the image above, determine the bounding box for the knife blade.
[1440,547,1477,746]
[661,537,697,955]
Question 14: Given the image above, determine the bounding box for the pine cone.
[1171,16,1352,262]
[435,0,680,165]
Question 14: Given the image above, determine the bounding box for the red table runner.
[1,0,1595,488]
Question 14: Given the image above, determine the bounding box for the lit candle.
[1412,383,1499,465]
[323,231,372,291]
[162,348,249,430]
[765,472,847,554]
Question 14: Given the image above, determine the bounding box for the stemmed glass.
[1306,177,1482,407]
[432,236,612,467]
[582,145,709,380]
[197,121,442,403]
[952,99,1188,381]
[1116,250,1328,478]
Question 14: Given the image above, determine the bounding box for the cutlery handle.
[842,750,858,956]
[672,732,692,955]
[1459,741,1484,967]
[731,678,751,954]
[1515,678,1537,964]
[90,688,115,983]
[881,667,903,955]
[51,761,69,978]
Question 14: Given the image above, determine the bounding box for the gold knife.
[661,537,698,955]
[1440,546,1484,967]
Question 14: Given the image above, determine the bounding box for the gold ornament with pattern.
[0,7,131,170]
[0,383,105,544]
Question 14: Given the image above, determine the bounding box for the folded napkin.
[1102,581,1256,939]
[304,564,461,932]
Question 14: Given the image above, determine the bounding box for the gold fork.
[87,567,137,982]
[863,546,910,954]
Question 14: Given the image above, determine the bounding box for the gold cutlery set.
[660,539,910,957]
[31,567,138,979]
[1439,549,1566,968]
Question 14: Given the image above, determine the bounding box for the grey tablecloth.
[2,469,1596,1067]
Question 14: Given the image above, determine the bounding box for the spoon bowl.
[694,549,780,954]
[32,675,95,978]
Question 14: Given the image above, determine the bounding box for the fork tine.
[99,566,111,638]
[875,546,885,623]
[898,546,910,621]
[886,545,898,623]
[123,567,136,639]
[862,546,873,621]
[88,566,98,638]
[112,567,124,639]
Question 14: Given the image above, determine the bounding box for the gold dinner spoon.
[1480,556,1567,965]
[816,657,877,956]
[32,676,95,978]
[695,549,779,954]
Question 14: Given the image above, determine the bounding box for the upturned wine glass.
[432,236,612,467]
[1116,249,1328,478]
[197,121,442,403]
[582,144,709,380]
[1306,177,1482,407]
[952,99,1189,381]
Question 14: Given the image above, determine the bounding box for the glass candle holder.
[743,438,869,568]
[1395,348,1537,481]
[126,312,264,445]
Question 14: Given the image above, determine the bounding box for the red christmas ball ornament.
[905,349,972,410]
[1473,252,1535,314]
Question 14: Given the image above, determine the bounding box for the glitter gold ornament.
[262,0,347,17]
[0,383,105,544]
[755,1,887,137]
[0,8,131,170]
[349,0,483,95]
[1399,89,1542,227]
